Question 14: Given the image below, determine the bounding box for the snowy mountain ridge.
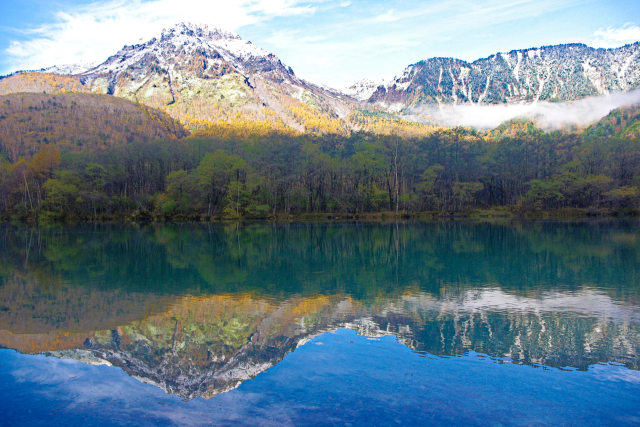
[366,42,640,110]
[82,22,275,78]
[67,22,353,131]
[2,22,639,131]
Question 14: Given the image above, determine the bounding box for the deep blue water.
[0,221,639,425]
[3,330,639,426]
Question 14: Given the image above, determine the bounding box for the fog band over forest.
[413,89,640,129]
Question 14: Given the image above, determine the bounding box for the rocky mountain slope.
[344,78,386,101]
[0,23,354,134]
[366,42,640,111]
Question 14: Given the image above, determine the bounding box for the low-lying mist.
[409,89,640,130]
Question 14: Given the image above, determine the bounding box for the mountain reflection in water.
[0,221,639,399]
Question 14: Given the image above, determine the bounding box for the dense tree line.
[0,124,639,221]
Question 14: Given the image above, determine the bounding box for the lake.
[0,221,639,425]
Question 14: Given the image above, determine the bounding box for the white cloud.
[262,28,421,87]
[410,89,640,129]
[2,0,632,90]
[374,9,399,23]
[591,23,640,48]
[3,0,317,72]
[272,0,580,87]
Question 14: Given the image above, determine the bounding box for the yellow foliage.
[0,72,88,96]
[348,110,442,137]
[188,116,296,140]
[288,295,332,318]
[288,103,348,135]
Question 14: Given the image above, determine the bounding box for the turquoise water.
[0,221,639,425]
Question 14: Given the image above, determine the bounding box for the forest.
[0,94,639,221]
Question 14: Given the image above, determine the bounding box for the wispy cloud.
[591,23,640,48]
[1,0,636,89]
[3,0,318,72]
[260,0,586,87]
[374,10,400,23]
[411,89,640,129]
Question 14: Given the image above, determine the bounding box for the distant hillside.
[0,72,87,96]
[486,118,545,139]
[584,104,640,138]
[484,103,640,140]
[0,93,187,160]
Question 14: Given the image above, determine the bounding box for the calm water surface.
[0,221,639,425]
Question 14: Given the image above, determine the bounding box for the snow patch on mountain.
[368,42,640,108]
[344,78,387,101]
[41,62,98,75]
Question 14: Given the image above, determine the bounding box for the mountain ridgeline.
[0,23,354,134]
[1,23,639,132]
[361,42,640,109]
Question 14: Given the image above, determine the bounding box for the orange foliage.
[0,330,88,353]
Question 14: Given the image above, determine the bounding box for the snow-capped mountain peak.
[344,78,387,101]
[158,22,270,61]
[82,21,278,78]
[161,22,241,40]
[65,21,352,132]
[368,42,640,106]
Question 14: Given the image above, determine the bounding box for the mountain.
[365,42,640,111]
[1,282,637,399]
[0,23,355,134]
[0,92,187,160]
[1,27,639,134]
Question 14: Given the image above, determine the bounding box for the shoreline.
[2,207,639,225]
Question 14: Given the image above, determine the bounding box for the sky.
[0,0,639,89]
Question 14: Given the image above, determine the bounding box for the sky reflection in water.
[0,221,639,425]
